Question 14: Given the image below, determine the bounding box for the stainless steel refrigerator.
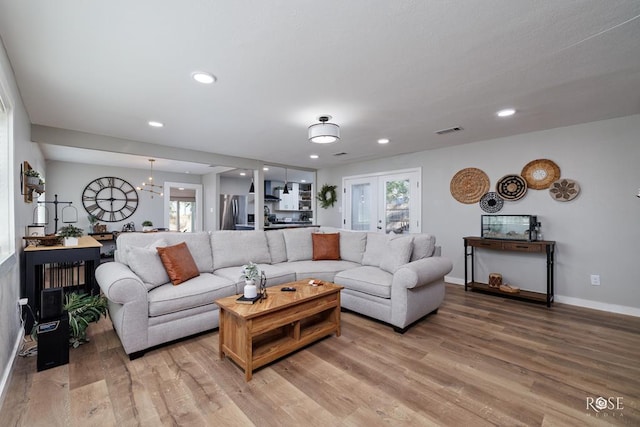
[220,194,246,230]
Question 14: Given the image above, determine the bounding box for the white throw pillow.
[380,236,414,273]
[127,239,170,290]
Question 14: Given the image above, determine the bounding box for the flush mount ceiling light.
[192,71,216,84]
[308,115,340,144]
[497,108,516,117]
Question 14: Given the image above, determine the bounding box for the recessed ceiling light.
[148,121,164,128]
[378,138,390,144]
[192,71,216,84]
[240,172,246,176]
[497,108,516,117]
[310,154,319,159]
[301,179,306,183]
[263,167,269,171]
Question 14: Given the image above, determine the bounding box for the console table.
[463,237,555,307]
[23,236,102,331]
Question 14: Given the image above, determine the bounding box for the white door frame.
[163,182,203,232]
[342,167,421,233]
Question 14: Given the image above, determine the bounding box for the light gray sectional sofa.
[95,227,453,358]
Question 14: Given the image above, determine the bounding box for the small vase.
[243,279,257,298]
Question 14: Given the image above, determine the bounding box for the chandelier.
[137,159,164,197]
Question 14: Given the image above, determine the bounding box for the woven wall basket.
[521,159,561,190]
[450,168,490,204]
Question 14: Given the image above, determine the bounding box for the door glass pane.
[385,179,410,234]
[351,183,371,230]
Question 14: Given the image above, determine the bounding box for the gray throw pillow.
[127,239,170,290]
[380,236,414,273]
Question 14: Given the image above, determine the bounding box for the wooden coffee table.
[215,279,343,381]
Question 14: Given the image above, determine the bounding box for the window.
[0,83,15,268]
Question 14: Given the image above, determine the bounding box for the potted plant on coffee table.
[58,224,83,246]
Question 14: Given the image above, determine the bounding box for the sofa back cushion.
[282,227,319,261]
[266,230,287,264]
[362,233,390,267]
[312,233,341,260]
[211,230,271,270]
[411,234,436,261]
[116,231,213,273]
[320,227,367,263]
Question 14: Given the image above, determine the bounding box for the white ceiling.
[1,1,639,172]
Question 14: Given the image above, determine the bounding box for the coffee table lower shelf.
[467,281,551,304]
[216,283,342,381]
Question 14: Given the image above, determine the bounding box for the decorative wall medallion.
[521,159,561,190]
[82,177,139,222]
[496,174,527,201]
[479,192,504,213]
[549,178,580,201]
[450,168,490,204]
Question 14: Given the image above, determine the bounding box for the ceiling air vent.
[435,126,463,135]
[333,152,348,157]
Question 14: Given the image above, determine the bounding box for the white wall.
[318,114,640,313]
[0,38,45,407]
[45,160,201,233]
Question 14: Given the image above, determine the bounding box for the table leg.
[218,308,225,360]
[245,324,253,381]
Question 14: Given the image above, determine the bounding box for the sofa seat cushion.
[214,264,296,292]
[282,260,360,282]
[334,266,393,299]
[148,273,235,317]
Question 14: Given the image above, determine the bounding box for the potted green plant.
[142,220,153,232]
[63,292,108,348]
[24,169,40,186]
[35,178,45,194]
[58,224,84,246]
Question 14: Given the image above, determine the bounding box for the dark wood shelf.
[467,281,550,304]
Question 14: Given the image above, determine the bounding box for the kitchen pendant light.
[283,168,289,194]
[249,177,255,194]
[308,115,340,144]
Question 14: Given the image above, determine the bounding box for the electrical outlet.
[590,274,601,286]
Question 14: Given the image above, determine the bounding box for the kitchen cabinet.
[277,183,299,211]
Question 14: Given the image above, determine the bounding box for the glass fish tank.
[481,215,538,241]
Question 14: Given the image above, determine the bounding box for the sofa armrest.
[393,256,453,289]
[95,262,147,304]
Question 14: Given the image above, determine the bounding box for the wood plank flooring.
[3,284,639,426]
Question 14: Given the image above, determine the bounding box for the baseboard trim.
[0,328,25,411]
[444,277,640,317]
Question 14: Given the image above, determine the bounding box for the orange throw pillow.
[312,233,341,260]
[156,242,200,285]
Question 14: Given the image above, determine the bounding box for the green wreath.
[317,184,338,209]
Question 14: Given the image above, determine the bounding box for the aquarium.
[481,215,538,241]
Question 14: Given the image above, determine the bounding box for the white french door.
[343,168,421,234]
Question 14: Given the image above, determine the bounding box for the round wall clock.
[82,177,139,222]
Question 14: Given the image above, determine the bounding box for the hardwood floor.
[3,284,639,426]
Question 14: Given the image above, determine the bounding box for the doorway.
[163,182,203,232]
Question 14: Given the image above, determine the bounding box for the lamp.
[137,159,164,198]
[283,168,289,194]
[308,115,340,144]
